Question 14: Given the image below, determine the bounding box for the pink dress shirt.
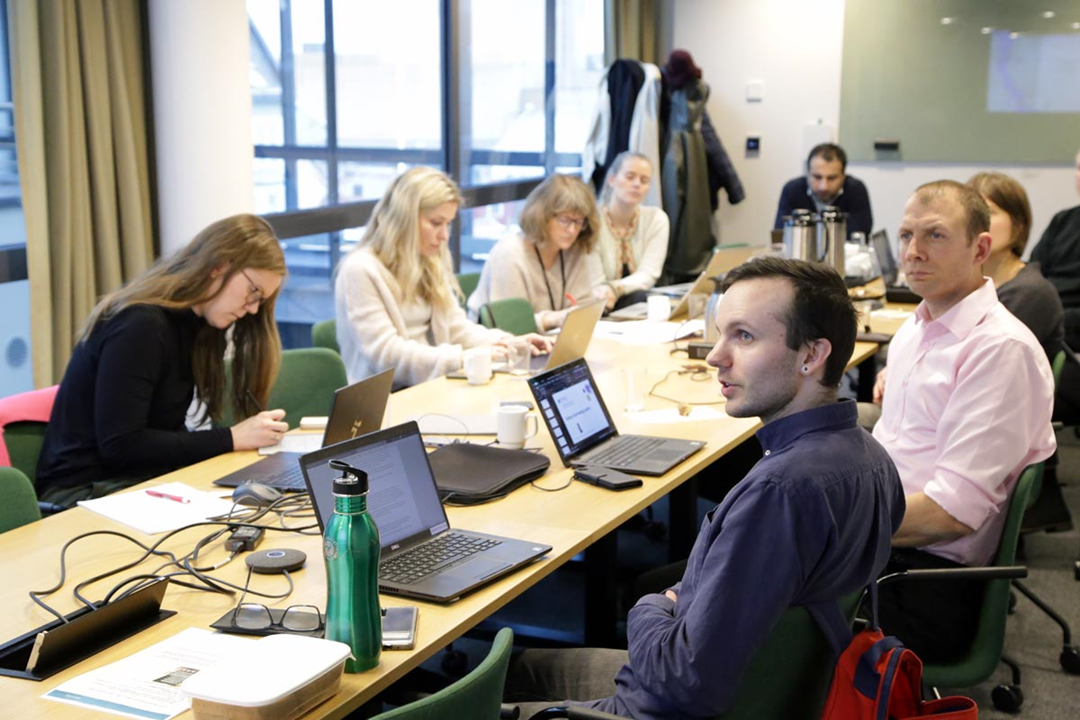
[873,279,1056,566]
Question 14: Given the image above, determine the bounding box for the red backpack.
[810,586,978,719]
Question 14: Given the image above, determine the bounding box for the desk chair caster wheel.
[1074,559,1080,581]
[991,684,1023,713]
[1061,646,1080,675]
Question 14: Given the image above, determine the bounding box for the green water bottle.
[323,459,381,672]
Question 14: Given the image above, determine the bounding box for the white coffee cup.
[496,405,538,449]
[647,294,671,322]
[463,347,493,385]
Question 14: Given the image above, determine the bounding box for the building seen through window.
[248,0,604,345]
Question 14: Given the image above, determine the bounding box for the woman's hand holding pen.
[231,409,288,450]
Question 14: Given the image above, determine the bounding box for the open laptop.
[608,245,756,320]
[527,358,705,476]
[213,367,395,491]
[301,422,552,602]
[499,300,605,375]
[871,229,922,305]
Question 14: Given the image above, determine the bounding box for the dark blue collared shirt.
[597,400,904,720]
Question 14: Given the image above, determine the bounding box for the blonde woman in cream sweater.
[468,174,605,331]
[335,167,550,388]
[593,152,670,311]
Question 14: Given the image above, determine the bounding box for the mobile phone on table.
[382,606,418,649]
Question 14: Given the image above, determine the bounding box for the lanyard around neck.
[533,243,566,312]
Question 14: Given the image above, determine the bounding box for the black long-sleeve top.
[36,305,234,494]
[1031,205,1080,351]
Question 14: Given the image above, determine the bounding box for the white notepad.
[78,482,236,535]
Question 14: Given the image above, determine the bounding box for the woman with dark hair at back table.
[593,152,670,312]
[36,214,291,508]
[467,174,605,330]
[967,172,1064,360]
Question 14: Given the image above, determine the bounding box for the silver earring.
[802,365,809,374]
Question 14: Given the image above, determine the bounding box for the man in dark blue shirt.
[774,143,874,236]
[505,258,905,719]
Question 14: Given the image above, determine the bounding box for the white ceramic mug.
[496,405,538,449]
[463,347,493,385]
[647,294,671,322]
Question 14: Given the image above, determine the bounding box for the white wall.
[149,0,254,256]
[665,0,1077,256]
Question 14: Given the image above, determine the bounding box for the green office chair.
[478,298,538,335]
[532,592,862,720]
[373,627,514,719]
[884,463,1041,712]
[221,347,348,429]
[0,466,42,533]
[311,319,340,354]
[456,272,481,308]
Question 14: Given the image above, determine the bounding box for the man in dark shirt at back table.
[774,143,874,236]
[1031,146,1080,420]
[504,257,905,720]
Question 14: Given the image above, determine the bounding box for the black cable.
[530,474,573,493]
[647,368,725,408]
[30,518,318,622]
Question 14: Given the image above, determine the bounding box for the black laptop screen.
[528,359,617,463]
[871,230,898,285]
[302,423,449,549]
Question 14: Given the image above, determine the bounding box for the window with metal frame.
[247,0,603,347]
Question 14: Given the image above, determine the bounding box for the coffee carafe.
[819,206,847,274]
[782,209,819,263]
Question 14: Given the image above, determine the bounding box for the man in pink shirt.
[872,180,1056,662]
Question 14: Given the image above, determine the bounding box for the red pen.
[565,292,578,307]
[146,489,191,504]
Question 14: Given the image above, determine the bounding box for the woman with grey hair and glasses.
[468,174,605,331]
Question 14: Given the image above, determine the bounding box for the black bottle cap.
[329,459,368,495]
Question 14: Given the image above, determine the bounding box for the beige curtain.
[9,0,154,387]
[604,0,660,64]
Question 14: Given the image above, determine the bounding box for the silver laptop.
[527,358,705,476]
[301,422,552,603]
[213,368,395,491]
[608,246,756,320]
[497,301,605,375]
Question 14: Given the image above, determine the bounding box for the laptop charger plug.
[226,526,265,553]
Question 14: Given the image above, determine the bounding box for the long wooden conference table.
[0,322,894,719]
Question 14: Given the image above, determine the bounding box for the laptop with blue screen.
[527,358,705,476]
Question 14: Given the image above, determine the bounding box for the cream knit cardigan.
[335,249,508,388]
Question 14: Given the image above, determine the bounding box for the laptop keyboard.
[379,532,502,585]
[584,436,665,467]
[264,465,306,490]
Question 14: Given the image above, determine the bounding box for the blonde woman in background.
[468,174,604,330]
[335,167,550,389]
[593,152,670,311]
[36,214,289,508]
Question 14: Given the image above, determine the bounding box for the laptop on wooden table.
[527,358,705,476]
[213,368,395,491]
[301,422,552,603]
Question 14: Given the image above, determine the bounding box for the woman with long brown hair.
[36,213,290,508]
